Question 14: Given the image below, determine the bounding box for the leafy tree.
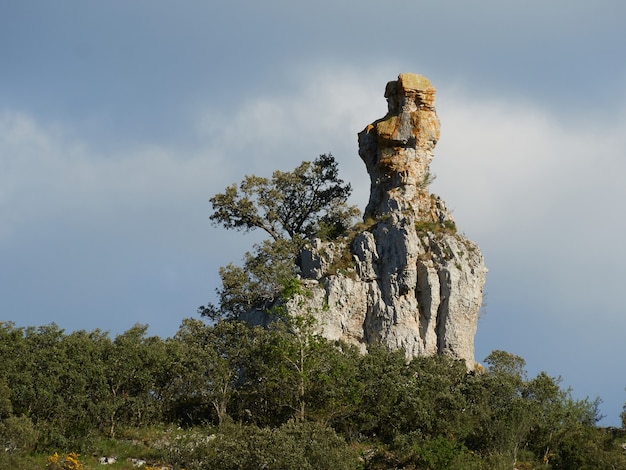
[12,324,71,439]
[238,312,360,426]
[203,154,360,320]
[0,377,12,420]
[463,350,609,468]
[403,354,472,440]
[208,238,301,319]
[50,329,111,444]
[463,351,538,465]
[3,318,626,468]
[234,317,313,426]
[164,318,255,426]
[0,415,38,456]
[347,344,411,442]
[209,153,358,241]
[165,421,360,470]
[98,324,166,437]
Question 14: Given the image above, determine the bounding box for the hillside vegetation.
[1,319,625,469]
[3,155,625,469]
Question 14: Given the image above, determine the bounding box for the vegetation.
[414,219,457,235]
[3,156,626,468]
[202,153,359,320]
[1,320,625,469]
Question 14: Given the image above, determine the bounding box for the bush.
[45,452,86,470]
[163,421,360,470]
[412,436,467,469]
[0,415,38,454]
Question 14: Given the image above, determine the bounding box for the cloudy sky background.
[2,1,625,425]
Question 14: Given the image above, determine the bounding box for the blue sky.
[2,0,626,425]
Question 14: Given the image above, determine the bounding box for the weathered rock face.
[260,73,486,366]
[359,73,443,222]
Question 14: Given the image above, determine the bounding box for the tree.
[99,325,166,437]
[463,350,609,468]
[209,153,358,242]
[208,238,301,319]
[348,344,412,441]
[232,310,360,428]
[165,318,255,426]
[466,350,539,464]
[203,154,359,320]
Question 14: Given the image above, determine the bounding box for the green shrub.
[415,219,457,235]
[413,436,466,469]
[163,421,360,470]
[0,415,38,455]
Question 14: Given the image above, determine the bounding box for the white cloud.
[0,109,242,337]
[194,65,404,208]
[429,87,626,424]
[5,71,626,326]
[0,111,218,240]
[433,88,626,310]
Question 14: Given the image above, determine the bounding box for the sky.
[1,0,625,425]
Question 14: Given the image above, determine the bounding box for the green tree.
[235,315,321,426]
[98,324,166,437]
[347,344,411,442]
[463,350,609,468]
[209,238,301,318]
[0,376,13,420]
[51,329,111,443]
[165,318,255,426]
[11,323,73,447]
[165,421,360,470]
[209,153,357,241]
[225,286,361,428]
[203,154,359,320]
[464,351,533,464]
[0,416,38,455]
[403,354,472,440]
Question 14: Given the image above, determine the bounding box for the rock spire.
[359,73,444,221]
[249,73,487,366]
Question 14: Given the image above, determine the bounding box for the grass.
[414,219,457,235]
[0,427,181,470]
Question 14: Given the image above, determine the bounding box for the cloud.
[0,110,235,336]
[429,86,626,424]
[193,65,405,207]
[433,88,626,304]
[1,111,210,234]
[5,69,626,333]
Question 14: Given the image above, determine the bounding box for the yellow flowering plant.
[46,451,86,470]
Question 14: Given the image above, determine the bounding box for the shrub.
[412,436,467,469]
[162,421,359,470]
[0,415,38,455]
[46,451,86,470]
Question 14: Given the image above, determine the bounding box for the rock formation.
[252,73,486,366]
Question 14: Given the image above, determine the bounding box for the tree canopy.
[2,321,625,469]
[209,153,359,242]
[203,154,360,320]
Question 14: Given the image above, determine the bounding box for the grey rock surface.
[258,74,486,366]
